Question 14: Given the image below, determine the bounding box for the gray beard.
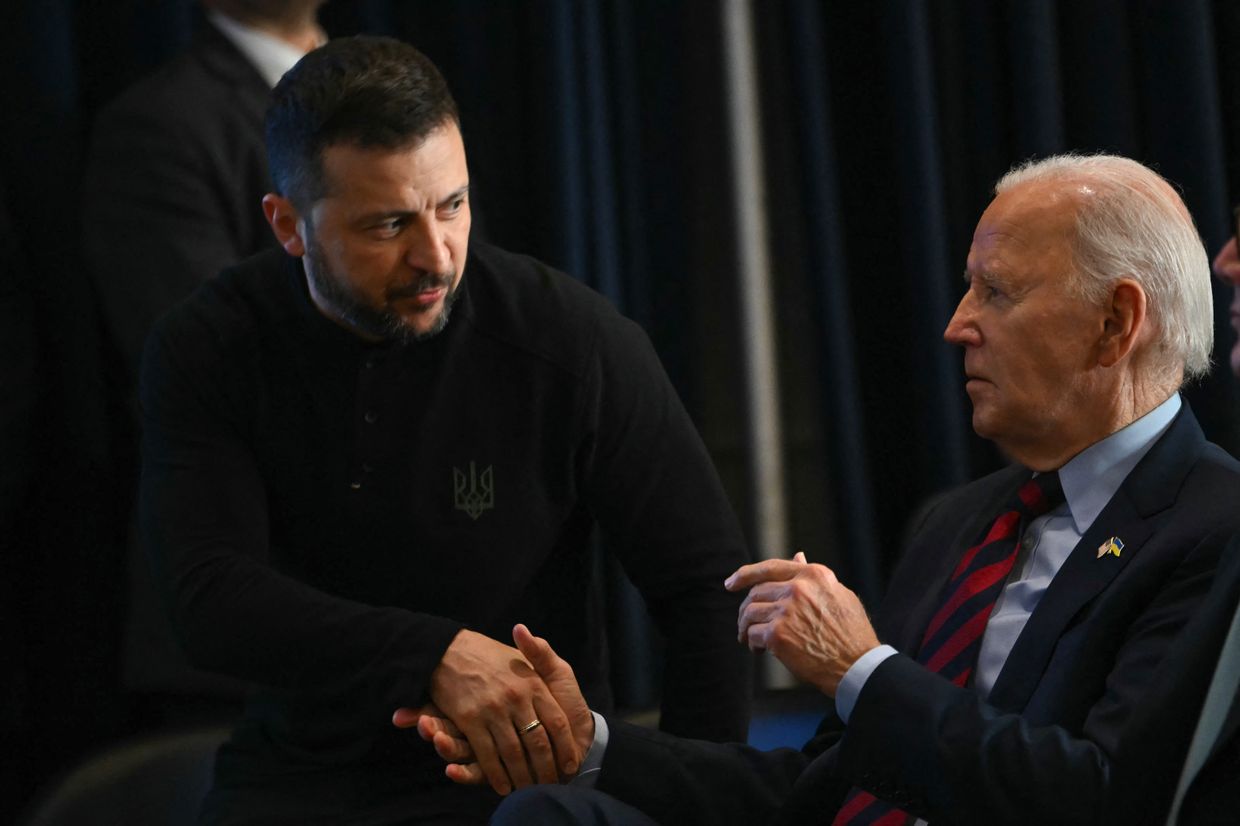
[304,238,458,344]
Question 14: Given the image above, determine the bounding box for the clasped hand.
[393,624,594,796]
[405,555,877,793]
[725,551,879,696]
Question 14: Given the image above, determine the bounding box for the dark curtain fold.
[781,0,880,604]
[7,1,1240,815]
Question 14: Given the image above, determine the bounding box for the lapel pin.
[1097,536,1124,559]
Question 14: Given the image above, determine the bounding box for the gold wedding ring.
[518,718,542,735]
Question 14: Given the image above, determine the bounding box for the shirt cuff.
[568,711,608,788]
[834,644,898,723]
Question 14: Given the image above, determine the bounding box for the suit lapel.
[883,465,1028,655]
[987,489,1152,710]
[987,406,1205,712]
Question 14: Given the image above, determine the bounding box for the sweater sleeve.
[579,310,752,743]
[139,315,463,727]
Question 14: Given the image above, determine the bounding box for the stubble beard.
[304,236,458,345]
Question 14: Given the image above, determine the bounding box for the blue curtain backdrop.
[4,0,1240,817]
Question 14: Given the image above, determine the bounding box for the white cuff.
[568,711,609,787]
[834,644,898,723]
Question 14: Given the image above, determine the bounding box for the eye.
[371,217,406,237]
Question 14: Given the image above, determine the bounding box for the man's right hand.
[426,628,579,795]
[401,625,595,791]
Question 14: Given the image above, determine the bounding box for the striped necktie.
[831,472,1065,826]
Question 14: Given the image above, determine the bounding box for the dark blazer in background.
[80,17,277,699]
[595,406,1240,826]
[83,17,277,391]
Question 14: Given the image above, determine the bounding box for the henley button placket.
[353,352,386,492]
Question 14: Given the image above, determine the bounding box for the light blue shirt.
[835,393,1181,722]
[569,712,609,787]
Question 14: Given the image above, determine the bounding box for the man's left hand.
[726,552,880,696]
[393,704,487,786]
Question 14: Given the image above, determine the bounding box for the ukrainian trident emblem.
[453,461,494,520]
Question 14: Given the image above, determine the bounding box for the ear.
[1097,279,1147,368]
[262,193,307,257]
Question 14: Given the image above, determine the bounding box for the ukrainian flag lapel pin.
[1097,536,1124,559]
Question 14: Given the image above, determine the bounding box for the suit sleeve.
[831,528,1231,826]
[579,311,751,743]
[139,316,464,726]
[595,718,812,825]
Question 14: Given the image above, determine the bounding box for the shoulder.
[462,241,642,376]
[1132,404,1240,522]
[92,26,264,140]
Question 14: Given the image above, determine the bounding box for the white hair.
[996,153,1213,383]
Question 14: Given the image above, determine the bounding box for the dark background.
[5,0,1240,818]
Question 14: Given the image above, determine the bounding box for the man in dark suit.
[413,154,1240,825]
[84,0,325,390]
[81,0,325,717]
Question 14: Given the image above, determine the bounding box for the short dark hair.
[266,35,460,208]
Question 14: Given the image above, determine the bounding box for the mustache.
[386,272,455,301]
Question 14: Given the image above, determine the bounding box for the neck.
[1009,372,1176,472]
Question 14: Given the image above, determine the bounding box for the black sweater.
[140,242,750,783]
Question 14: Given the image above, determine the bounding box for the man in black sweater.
[140,36,749,824]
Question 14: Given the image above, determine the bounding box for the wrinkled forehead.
[972,179,1081,259]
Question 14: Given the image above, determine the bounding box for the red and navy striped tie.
[830,472,1065,826]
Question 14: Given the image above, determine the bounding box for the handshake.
[395,552,877,798]
[393,623,595,797]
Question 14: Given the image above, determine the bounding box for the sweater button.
[364,410,378,424]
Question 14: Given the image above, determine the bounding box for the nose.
[1212,236,1240,286]
[405,219,452,275]
[943,292,980,347]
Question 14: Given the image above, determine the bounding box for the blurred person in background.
[81,0,327,728]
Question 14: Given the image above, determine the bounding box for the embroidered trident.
[453,462,494,520]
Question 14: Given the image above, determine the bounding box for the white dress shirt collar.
[207,9,325,89]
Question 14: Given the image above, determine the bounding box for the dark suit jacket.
[596,406,1240,826]
[81,17,276,697]
[83,17,277,389]
[1105,534,1240,825]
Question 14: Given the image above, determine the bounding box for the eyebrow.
[357,186,471,224]
[438,185,470,208]
[962,268,1013,291]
